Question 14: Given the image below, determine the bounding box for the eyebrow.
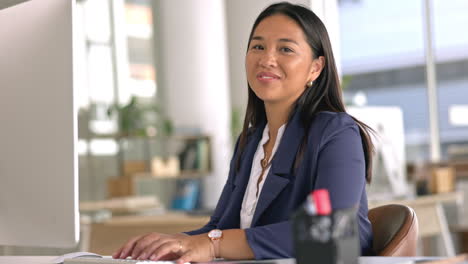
[251,36,299,45]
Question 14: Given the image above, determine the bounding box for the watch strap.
[212,238,220,258]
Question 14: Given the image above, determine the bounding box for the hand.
[112,232,215,264]
[112,233,187,260]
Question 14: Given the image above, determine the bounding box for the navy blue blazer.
[186,110,373,259]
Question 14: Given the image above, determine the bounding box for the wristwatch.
[208,229,223,258]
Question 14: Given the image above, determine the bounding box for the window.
[76,0,157,200]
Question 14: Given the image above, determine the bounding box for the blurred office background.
[3,0,468,257]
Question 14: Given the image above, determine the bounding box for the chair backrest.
[368,204,419,256]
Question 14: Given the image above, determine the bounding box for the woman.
[113,2,374,262]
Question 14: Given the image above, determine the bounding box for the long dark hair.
[236,2,374,183]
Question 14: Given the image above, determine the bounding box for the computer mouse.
[52,251,102,264]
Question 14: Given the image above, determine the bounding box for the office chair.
[368,204,419,256]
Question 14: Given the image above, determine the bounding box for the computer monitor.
[0,0,79,247]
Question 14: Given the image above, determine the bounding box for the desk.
[0,256,460,264]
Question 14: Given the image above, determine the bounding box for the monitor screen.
[0,0,79,247]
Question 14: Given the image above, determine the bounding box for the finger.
[136,238,169,260]
[176,250,193,264]
[112,246,123,259]
[158,252,180,261]
[150,241,181,261]
[118,235,143,259]
[131,233,161,259]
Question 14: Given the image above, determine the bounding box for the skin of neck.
[263,99,294,139]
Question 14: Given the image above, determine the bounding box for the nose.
[258,50,277,68]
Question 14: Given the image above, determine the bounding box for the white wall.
[152,0,232,209]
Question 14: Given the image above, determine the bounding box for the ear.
[308,56,325,82]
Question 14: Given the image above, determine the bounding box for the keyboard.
[63,257,185,264]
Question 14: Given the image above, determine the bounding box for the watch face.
[209,229,222,238]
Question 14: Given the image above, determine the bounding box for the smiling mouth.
[257,73,280,81]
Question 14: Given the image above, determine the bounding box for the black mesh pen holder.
[292,207,360,264]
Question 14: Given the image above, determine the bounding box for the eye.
[251,44,264,50]
[280,47,294,53]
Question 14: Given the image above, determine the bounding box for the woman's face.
[246,15,323,107]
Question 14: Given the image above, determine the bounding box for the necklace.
[257,149,271,197]
[261,151,271,169]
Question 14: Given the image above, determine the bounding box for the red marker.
[312,189,331,215]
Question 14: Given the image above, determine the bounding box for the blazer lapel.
[251,109,305,226]
[233,123,265,190]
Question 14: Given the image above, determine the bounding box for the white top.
[240,123,287,229]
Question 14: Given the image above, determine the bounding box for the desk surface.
[368,191,463,208]
[0,256,454,264]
